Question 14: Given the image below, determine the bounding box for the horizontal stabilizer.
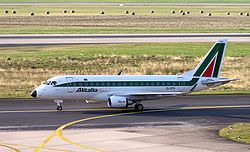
[202,78,239,86]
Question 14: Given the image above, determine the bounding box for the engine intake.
[107,96,128,108]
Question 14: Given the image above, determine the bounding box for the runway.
[1,33,250,47]
[1,2,250,6]
[0,95,250,152]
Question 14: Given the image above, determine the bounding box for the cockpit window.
[51,81,57,85]
[45,81,51,85]
[43,81,57,85]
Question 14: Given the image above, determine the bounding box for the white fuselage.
[34,75,210,102]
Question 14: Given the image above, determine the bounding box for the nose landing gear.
[54,100,63,111]
[57,105,62,111]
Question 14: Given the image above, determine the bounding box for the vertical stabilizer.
[182,39,227,78]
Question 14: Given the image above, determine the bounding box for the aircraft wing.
[112,92,185,101]
[119,92,184,96]
[202,78,239,86]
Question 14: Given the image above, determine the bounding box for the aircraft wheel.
[57,105,62,111]
[134,104,144,111]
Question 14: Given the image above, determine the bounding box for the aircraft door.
[66,77,74,93]
[178,77,185,92]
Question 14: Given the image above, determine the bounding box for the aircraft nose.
[31,90,37,98]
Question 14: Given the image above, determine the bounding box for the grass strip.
[1,42,250,60]
[1,26,250,34]
[219,123,250,144]
[2,0,250,3]
[0,42,249,98]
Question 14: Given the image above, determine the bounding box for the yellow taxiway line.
[0,143,21,152]
[55,111,142,152]
[180,105,250,110]
[0,108,127,114]
[33,104,250,152]
[2,105,250,114]
[33,132,56,152]
[33,111,141,152]
[0,142,76,152]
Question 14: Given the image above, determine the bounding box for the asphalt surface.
[1,95,250,152]
[0,95,250,131]
[1,2,250,6]
[1,33,250,47]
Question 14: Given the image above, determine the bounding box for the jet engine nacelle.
[107,96,128,108]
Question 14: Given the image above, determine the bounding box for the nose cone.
[31,90,37,98]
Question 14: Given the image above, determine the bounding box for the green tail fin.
[182,39,227,78]
[192,39,227,78]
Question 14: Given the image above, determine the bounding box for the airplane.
[31,39,238,111]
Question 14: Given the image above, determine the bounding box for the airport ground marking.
[0,143,21,152]
[33,104,250,152]
[2,142,76,152]
[3,105,249,114]
[0,108,126,114]
[180,105,250,110]
[55,104,250,151]
[32,110,130,152]
[55,111,143,152]
[32,132,56,152]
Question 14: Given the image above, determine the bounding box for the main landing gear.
[134,103,144,111]
[54,100,63,111]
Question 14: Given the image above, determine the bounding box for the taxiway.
[0,95,250,152]
[0,33,250,47]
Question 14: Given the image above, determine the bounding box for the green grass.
[1,42,249,61]
[1,0,250,3]
[0,4,250,34]
[1,26,250,34]
[0,42,249,71]
[219,123,250,144]
[0,42,249,98]
[1,4,250,16]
